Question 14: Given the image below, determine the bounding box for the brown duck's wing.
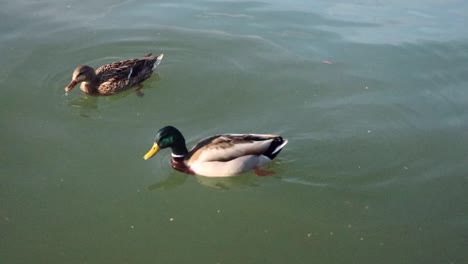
[96,62,132,82]
[187,134,287,164]
[96,57,157,82]
[93,56,159,94]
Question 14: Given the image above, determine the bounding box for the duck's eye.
[77,70,90,79]
[79,69,89,76]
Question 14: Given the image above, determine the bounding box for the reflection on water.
[147,173,189,191]
[66,95,98,109]
[65,95,99,118]
[147,173,261,190]
[194,175,261,189]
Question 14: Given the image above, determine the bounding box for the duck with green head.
[143,126,288,177]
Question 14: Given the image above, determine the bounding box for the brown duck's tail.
[153,53,164,69]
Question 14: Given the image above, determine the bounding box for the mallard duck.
[143,126,288,177]
[65,53,163,95]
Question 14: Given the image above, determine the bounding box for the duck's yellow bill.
[143,143,160,160]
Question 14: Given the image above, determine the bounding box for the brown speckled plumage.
[65,53,164,95]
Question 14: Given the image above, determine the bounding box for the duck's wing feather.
[95,55,158,83]
[187,134,287,164]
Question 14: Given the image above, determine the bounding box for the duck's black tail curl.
[264,137,288,160]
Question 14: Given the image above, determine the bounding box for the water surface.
[1,0,467,263]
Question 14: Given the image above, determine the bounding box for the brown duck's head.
[65,65,96,92]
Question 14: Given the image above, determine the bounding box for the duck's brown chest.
[80,82,99,95]
[171,157,195,175]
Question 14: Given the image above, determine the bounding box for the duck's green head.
[143,126,187,160]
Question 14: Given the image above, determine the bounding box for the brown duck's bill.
[65,80,78,92]
[143,143,160,160]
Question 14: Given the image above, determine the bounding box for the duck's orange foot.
[136,84,144,97]
[254,167,275,177]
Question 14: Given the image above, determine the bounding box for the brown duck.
[65,53,164,95]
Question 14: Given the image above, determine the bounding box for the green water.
[1,0,467,263]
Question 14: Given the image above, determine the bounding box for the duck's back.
[95,54,161,94]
